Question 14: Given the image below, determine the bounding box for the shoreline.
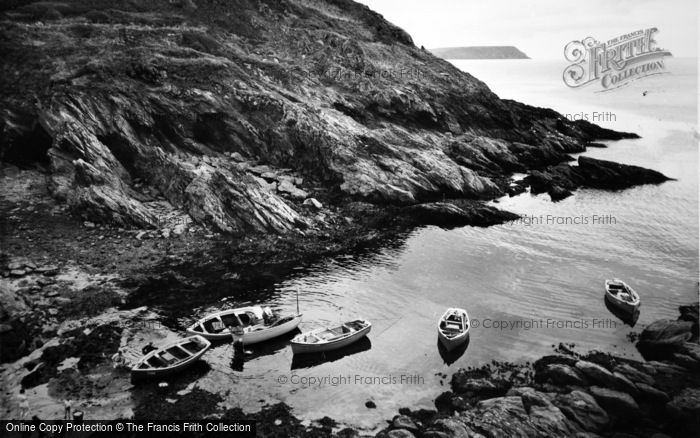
[1,165,698,437]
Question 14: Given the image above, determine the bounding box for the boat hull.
[291,324,371,355]
[604,280,640,313]
[437,307,470,352]
[131,335,210,381]
[438,329,469,352]
[186,313,302,344]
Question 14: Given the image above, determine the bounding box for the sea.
[183,57,698,430]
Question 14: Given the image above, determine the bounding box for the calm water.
[181,58,699,430]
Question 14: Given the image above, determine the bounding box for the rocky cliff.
[0,0,656,236]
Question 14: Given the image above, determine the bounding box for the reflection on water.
[604,296,641,327]
[437,335,470,366]
[291,337,373,370]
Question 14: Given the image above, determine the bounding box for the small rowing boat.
[131,335,210,380]
[291,319,371,355]
[437,308,470,351]
[186,306,302,344]
[605,279,640,313]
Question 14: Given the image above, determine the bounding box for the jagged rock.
[277,179,309,200]
[672,347,700,371]
[575,360,618,388]
[548,185,572,201]
[678,303,699,324]
[640,320,694,343]
[456,395,578,437]
[634,382,669,404]
[577,156,672,189]
[588,386,640,417]
[450,376,510,400]
[404,202,517,228]
[527,156,671,199]
[391,415,418,431]
[613,363,655,386]
[637,319,694,361]
[554,390,609,432]
[611,372,639,397]
[538,363,587,387]
[426,418,476,438]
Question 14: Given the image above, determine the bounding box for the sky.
[356,0,698,59]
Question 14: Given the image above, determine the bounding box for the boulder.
[637,320,695,362]
[450,377,509,399]
[554,390,609,432]
[426,418,475,438]
[588,386,640,417]
[538,363,587,387]
[391,415,418,432]
[640,320,694,343]
[548,185,573,201]
[613,363,655,386]
[277,179,308,199]
[575,360,618,388]
[678,303,699,324]
[302,198,322,210]
[611,372,639,397]
[387,430,415,438]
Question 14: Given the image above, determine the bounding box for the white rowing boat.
[131,335,210,380]
[605,279,640,313]
[186,306,302,344]
[291,319,371,355]
[438,308,470,351]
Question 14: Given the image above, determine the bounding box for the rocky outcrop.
[403,201,518,228]
[525,156,672,201]
[0,0,657,235]
[379,304,700,438]
[637,303,699,368]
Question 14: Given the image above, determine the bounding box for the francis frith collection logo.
[563,28,672,91]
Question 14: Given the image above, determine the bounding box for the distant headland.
[430,46,530,59]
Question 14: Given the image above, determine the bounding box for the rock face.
[525,156,672,201]
[637,303,699,367]
[0,0,653,235]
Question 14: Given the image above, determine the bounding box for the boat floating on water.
[438,308,470,351]
[291,319,371,355]
[131,335,210,380]
[186,306,302,344]
[605,279,641,313]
